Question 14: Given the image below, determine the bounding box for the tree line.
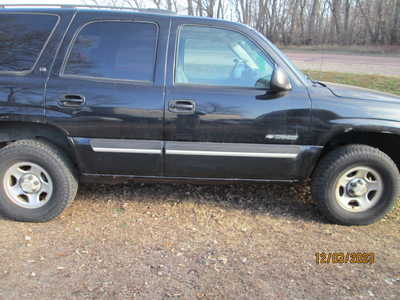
[89,0,400,45]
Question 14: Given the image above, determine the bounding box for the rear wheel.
[0,139,78,222]
[312,144,399,225]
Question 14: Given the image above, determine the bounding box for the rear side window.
[64,21,157,82]
[0,14,58,72]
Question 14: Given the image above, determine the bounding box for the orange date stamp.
[315,252,375,264]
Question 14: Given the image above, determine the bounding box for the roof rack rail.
[0,3,176,15]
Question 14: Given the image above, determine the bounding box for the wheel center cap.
[347,178,368,197]
[20,174,41,194]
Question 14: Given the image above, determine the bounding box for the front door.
[45,12,169,176]
[164,21,311,180]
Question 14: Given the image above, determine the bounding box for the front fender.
[314,118,400,146]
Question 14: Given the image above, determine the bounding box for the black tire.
[312,144,399,225]
[0,139,78,222]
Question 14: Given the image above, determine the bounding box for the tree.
[85,0,400,46]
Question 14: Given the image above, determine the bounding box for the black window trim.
[173,23,280,90]
[60,19,159,85]
[0,12,61,76]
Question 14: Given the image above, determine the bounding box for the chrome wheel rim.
[3,162,53,209]
[335,166,383,213]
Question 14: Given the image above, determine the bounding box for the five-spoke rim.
[3,162,53,209]
[335,166,383,212]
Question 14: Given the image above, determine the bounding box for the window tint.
[0,14,58,72]
[64,21,157,81]
[176,26,274,88]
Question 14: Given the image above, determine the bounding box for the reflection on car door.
[164,21,312,180]
[45,12,169,176]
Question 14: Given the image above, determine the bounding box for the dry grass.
[304,70,400,96]
[0,182,399,299]
[281,44,400,56]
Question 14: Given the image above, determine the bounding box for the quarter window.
[64,21,157,82]
[0,14,58,72]
[176,26,274,88]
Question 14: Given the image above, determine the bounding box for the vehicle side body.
[1,7,400,186]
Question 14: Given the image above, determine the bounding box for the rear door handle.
[168,100,196,113]
[59,94,85,107]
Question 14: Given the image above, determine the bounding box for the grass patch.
[281,44,400,56]
[303,70,400,96]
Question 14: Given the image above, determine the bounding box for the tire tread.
[0,139,78,222]
[312,144,399,225]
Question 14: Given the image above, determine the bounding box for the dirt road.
[1,182,399,299]
[285,51,400,77]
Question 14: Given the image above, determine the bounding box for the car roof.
[0,4,236,25]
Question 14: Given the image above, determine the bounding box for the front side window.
[64,21,157,82]
[0,14,58,72]
[175,26,274,88]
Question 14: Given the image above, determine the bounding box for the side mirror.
[270,66,292,92]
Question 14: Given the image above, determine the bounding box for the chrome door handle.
[168,100,196,113]
[59,94,85,107]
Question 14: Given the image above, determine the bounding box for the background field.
[304,70,400,95]
[287,51,400,79]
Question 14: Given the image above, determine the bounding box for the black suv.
[0,5,399,225]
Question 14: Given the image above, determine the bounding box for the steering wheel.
[229,58,241,79]
[230,59,261,87]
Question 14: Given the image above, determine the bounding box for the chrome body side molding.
[89,138,321,158]
[90,139,163,154]
[83,138,322,180]
[164,141,306,158]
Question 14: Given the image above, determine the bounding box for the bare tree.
[307,0,320,44]
[392,0,400,44]
[85,0,400,46]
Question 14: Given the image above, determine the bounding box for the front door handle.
[59,94,85,107]
[168,100,196,113]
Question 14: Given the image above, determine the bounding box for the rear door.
[0,10,73,123]
[164,20,311,180]
[45,11,169,176]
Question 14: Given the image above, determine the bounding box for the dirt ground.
[285,51,400,77]
[1,181,399,299]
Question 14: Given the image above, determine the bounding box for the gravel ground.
[285,51,400,77]
[1,181,399,299]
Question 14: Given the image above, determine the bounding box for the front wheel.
[312,144,399,225]
[0,139,78,222]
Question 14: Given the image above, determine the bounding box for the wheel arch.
[311,129,400,177]
[0,121,79,171]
